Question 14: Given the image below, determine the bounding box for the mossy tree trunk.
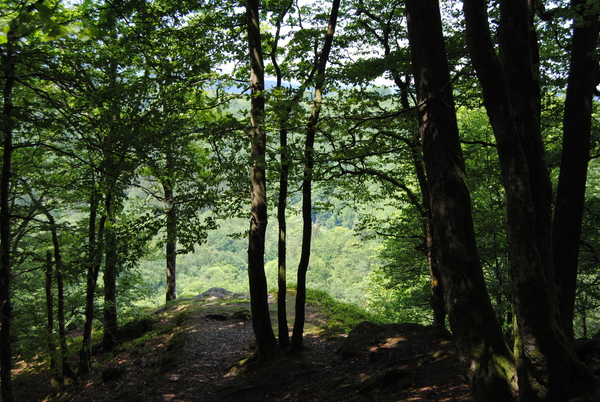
[463,0,600,400]
[552,0,599,342]
[405,1,518,400]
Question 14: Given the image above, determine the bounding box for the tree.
[246,0,279,361]
[0,0,68,396]
[552,0,599,341]
[404,1,517,400]
[291,0,341,353]
[462,0,600,400]
[163,154,177,302]
[0,23,16,402]
[314,0,448,325]
[267,0,294,350]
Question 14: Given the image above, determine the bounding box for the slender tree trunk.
[164,177,177,302]
[246,0,279,361]
[55,257,73,380]
[405,1,517,401]
[463,0,600,400]
[79,189,105,375]
[29,188,75,379]
[101,11,120,350]
[552,0,599,341]
[45,251,59,378]
[291,0,340,353]
[271,11,292,349]
[290,140,314,353]
[102,212,118,349]
[276,135,290,350]
[163,150,177,303]
[0,39,15,402]
[37,199,74,379]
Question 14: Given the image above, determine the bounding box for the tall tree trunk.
[552,0,599,342]
[388,39,447,326]
[291,0,340,353]
[276,126,290,350]
[164,176,177,303]
[36,197,74,379]
[416,169,445,327]
[101,10,120,350]
[405,1,517,401]
[28,188,75,379]
[55,257,72,379]
[463,0,600,400]
[102,211,118,349]
[45,251,59,378]
[407,106,445,326]
[0,38,15,402]
[270,2,293,350]
[246,0,279,361]
[79,189,105,375]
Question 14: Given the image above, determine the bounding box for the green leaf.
[19,10,33,23]
[34,2,53,22]
[45,24,64,41]
[17,23,31,36]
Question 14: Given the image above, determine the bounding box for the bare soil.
[14,294,472,402]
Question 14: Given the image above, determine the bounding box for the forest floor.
[13,290,472,402]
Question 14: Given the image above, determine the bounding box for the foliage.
[305,288,384,335]
[3,1,600,395]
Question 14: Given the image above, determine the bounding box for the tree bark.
[102,212,118,349]
[246,0,279,361]
[405,1,517,401]
[55,256,73,379]
[291,0,340,353]
[408,117,445,326]
[164,174,177,303]
[552,0,599,341]
[27,189,75,379]
[270,3,293,350]
[38,197,74,379]
[45,251,58,378]
[379,9,446,326]
[79,189,105,375]
[0,38,15,402]
[463,0,600,400]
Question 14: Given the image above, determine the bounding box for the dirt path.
[156,307,256,402]
[153,298,342,402]
[151,298,471,402]
[14,294,472,402]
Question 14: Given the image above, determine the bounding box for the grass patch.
[306,288,383,336]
